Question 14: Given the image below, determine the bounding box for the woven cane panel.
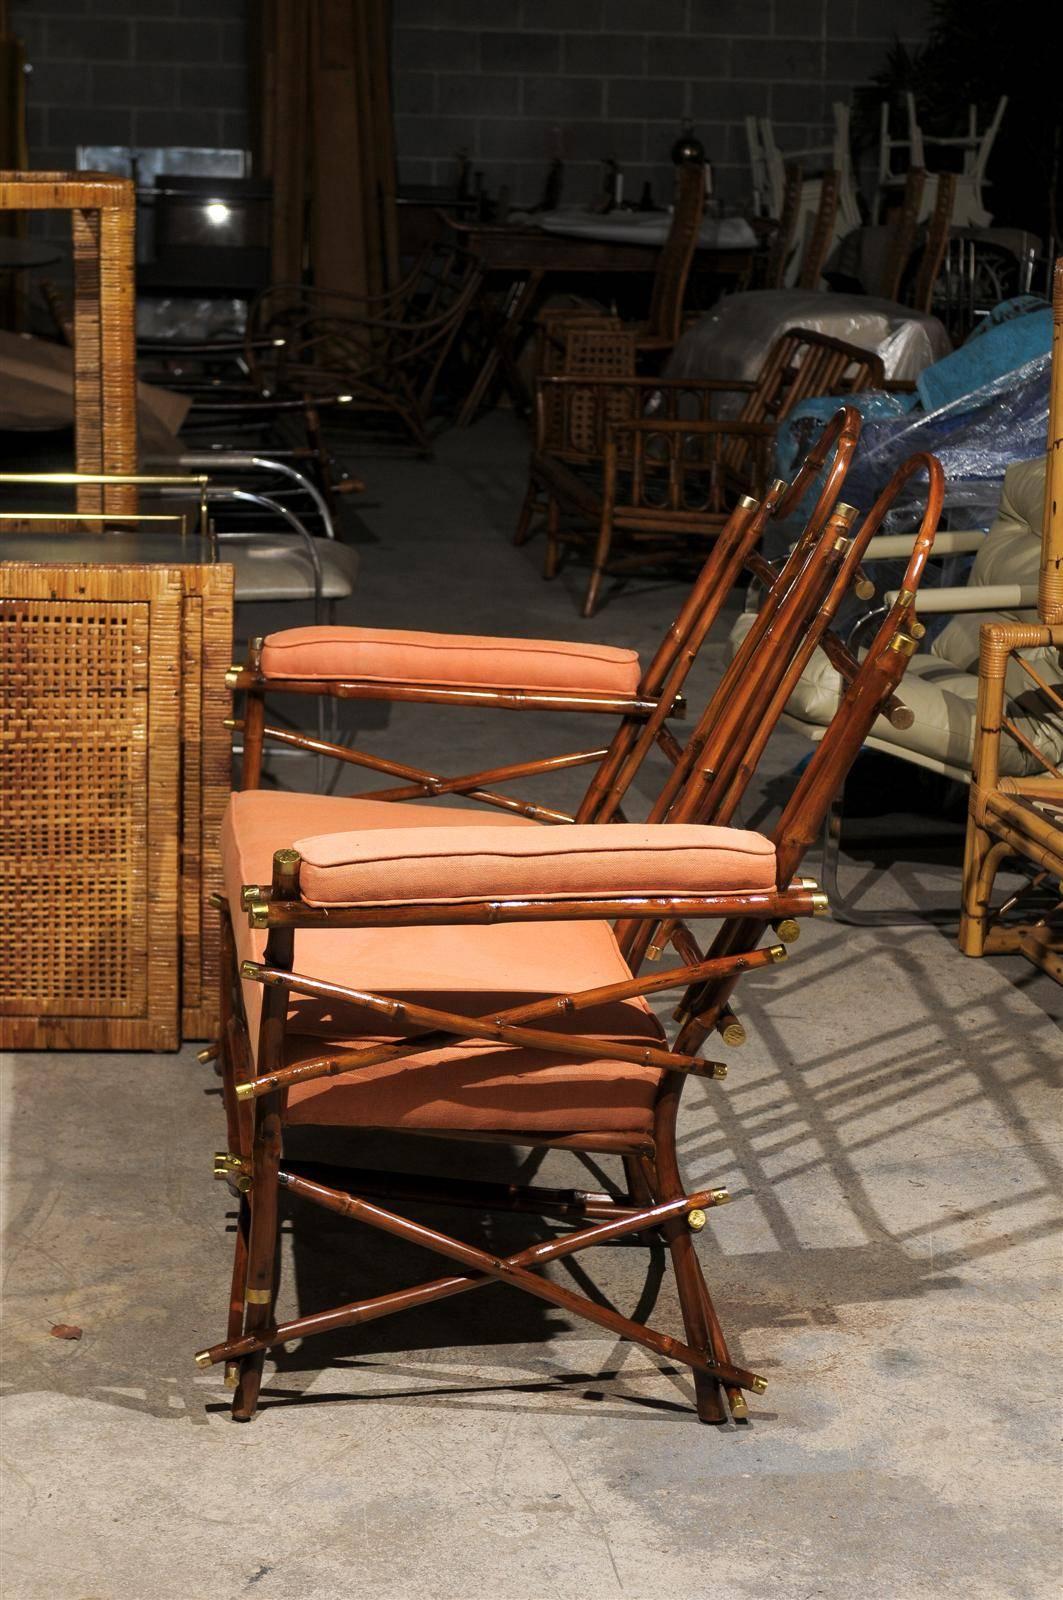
[0,565,183,1050]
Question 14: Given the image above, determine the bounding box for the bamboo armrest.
[863,530,984,561]
[884,582,1038,613]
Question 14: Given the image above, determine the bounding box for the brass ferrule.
[832,534,853,556]
[794,875,819,889]
[768,943,788,963]
[897,586,916,608]
[910,619,926,640]
[197,1045,218,1064]
[835,502,859,525]
[686,1207,707,1232]
[208,892,227,912]
[235,1082,256,1102]
[772,918,800,943]
[646,942,664,961]
[887,630,920,657]
[811,891,830,916]
[751,1376,768,1395]
[240,885,266,909]
[729,1391,749,1419]
[193,1349,213,1368]
[711,1061,728,1080]
[224,1362,240,1389]
[853,573,876,601]
[709,1188,730,1206]
[273,848,301,867]
[719,1015,746,1046]
[769,477,788,496]
[245,1287,271,1306]
[737,493,760,510]
[240,960,263,982]
[224,665,245,689]
[248,902,271,929]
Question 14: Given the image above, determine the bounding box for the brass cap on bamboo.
[887,630,921,657]
[853,573,876,601]
[687,1207,707,1231]
[769,477,789,496]
[711,1061,728,1080]
[223,715,238,730]
[245,1287,272,1306]
[751,1375,768,1395]
[719,1013,746,1046]
[224,665,246,689]
[235,1082,257,1102]
[247,901,271,929]
[772,918,800,943]
[729,1391,749,1419]
[889,703,915,731]
[832,534,853,556]
[197,1045,218,1064]
[240,885,265,909]
[224,1362,240,1390]
[910,620,926,640]
[240,960,263,981]
[208,891,227,911]
[737,494,760,510]
[835,502,859,525]
[194,1349,213,1368]
[811,891,830,916]
[273,848,301,867]
[709,1188,730,1206]
[768,943,788,963]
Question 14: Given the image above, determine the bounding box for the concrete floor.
[2,416,1061,1599]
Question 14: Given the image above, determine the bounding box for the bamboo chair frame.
[957,258,1063,981]
[244,245,485,453]
[762,161,803,290]
[229,409,867,832]
[519,325,884,616]
[0,170,136,514]
[795,169,839,291]
[197,444,943,1424]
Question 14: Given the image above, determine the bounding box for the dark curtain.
[254,0,399,297]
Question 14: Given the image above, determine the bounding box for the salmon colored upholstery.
[221,789,662,1133]
[293,822,777,906]
[259,624,642,696]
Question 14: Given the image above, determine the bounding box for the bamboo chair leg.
[582,507,616,619]
[514,476,542,547]
[543,495,562,579]
[231,1091,282,1422]
[959,826,1010,956]
[652,1089,731,1424]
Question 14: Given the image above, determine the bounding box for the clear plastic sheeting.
[665,289,951,396]
[135,296,247,342]
[781,351,1051,532]
[533,211,756,249]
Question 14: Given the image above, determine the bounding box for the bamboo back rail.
[646,161,706,345]
[795,169,839,290]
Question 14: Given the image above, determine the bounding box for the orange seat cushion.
[222,789,662,1134]
[293,821,777,906]
[258,624,642,697]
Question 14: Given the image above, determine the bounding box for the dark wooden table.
[446,219,757,425]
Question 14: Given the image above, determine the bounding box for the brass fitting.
[887,630,921,657]
[708,1188,730,1207]
[687,1208,707,1232]
[769,477,789,496]
[240,885,266,909]
[224,665,245,689]
[835,502,859,524]
[768,943,788,963]
[729,1391,749,1420]
[245,1287,271,1306]
[223,715,237,730]
[853,572,876,601]
[208,892,227,911]
[234,1082,256,1102]
[193,1349,213,1368]
[710,1062,728,1080]
[832,534,853,556]
[213,1152,251,1193]
[224,1362,240,1389]
[240,960,262,982]
[247,901,270,929]
[751,1376,768,1395]
[718,1010,746,1046]
[772,918,800,943]
[737,493,760,511]
[811,891,830,916]
[197,1044,218,1064]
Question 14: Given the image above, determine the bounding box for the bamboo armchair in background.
[959,258,1063,980]
[244,243,484,453]
[795,168,839,291]
[196,443,943,1423]
[518,322,885,615]
[0,171,136,512]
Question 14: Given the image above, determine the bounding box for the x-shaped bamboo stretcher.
[197,1166,766,1398]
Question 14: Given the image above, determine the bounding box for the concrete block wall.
[8,0,250,171]
[393,0,930,208]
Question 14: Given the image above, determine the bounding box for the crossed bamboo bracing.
[201,413,944,1426]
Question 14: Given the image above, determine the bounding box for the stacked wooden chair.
[959,258,1063,980]
[517,321,885,616]
[197,412,944,1425]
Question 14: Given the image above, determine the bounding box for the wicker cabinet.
[0,561,233,1049]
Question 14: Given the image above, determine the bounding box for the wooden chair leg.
[514,477,541,547]
[543,495,562,579]
[652,1091,731,1424]
[231,1092,282,1422]
[959,817,1006,956]
[582,508,615,618]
